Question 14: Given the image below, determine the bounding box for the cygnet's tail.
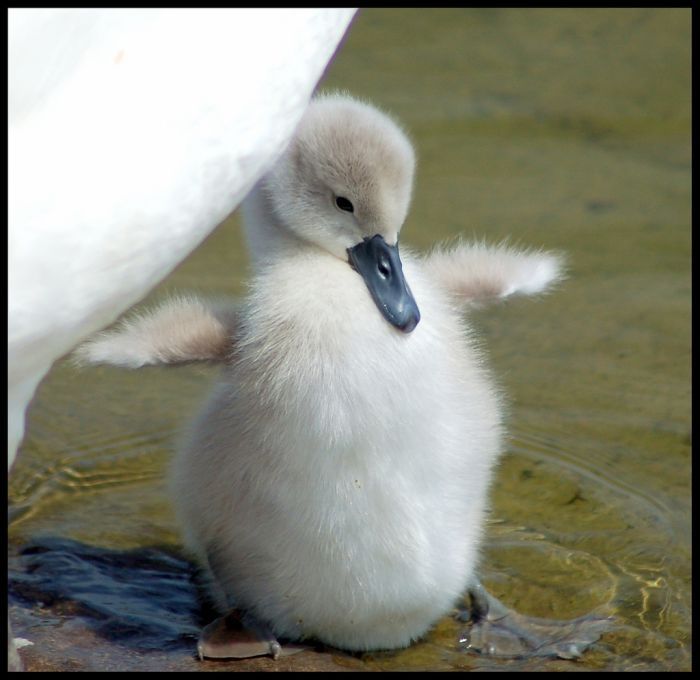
[422,240,566,306]
[74,296,238,368]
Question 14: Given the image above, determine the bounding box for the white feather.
[423,240,565,304]
[74,296,238,368]
[8,9,356,471]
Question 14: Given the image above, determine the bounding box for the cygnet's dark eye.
[335,196,354,213]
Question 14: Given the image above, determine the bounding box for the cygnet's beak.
[347,234,420,333]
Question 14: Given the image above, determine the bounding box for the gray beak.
[347,234,420,333]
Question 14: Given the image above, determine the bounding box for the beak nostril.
[378,257,391,279]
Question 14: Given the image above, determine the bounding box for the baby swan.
[77,94,565,657]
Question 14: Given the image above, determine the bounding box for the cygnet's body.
[175,252,499,651]
[78,94,563,653]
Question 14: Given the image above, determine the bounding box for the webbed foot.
[456,582,611,660]
[197,609,309,661]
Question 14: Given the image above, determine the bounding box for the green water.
[9,8,690,671]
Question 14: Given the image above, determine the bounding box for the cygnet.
[77,93,564,658]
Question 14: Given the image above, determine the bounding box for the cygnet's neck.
[241,180,308,269]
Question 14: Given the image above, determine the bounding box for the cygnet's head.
[265,93,415,255]
[264,93,420,332]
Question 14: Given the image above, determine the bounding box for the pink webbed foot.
[197,609,310,661]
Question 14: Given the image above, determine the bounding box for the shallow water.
[9,8,690,672]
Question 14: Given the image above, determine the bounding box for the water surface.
[9,8,690,672]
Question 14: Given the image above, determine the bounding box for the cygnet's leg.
[456,582,611,660]
[197,609,309,660]
[196,551,310,661]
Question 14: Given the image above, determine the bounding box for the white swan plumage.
[8,8,356,474]
[77,93,564,656]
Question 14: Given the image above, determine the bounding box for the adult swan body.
[7,8,355,670]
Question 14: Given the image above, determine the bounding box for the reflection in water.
[8,8,690,672]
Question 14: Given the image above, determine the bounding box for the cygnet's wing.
[74,296,238,368]
[422,241,565,306]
